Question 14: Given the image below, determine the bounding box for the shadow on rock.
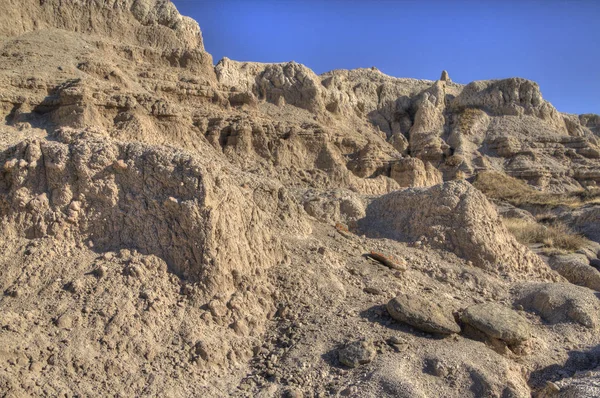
[528,345,600,389]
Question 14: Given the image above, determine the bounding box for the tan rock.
[461,303,531,344]
[386,293,460,335]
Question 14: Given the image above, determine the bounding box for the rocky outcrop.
[0,129,309,293]
[300,189,365,225]
[580,113,600,136]
[451,78,565,129]
[359,180,556,279]
[216,58,324,112]
[559,205,600,242]
[0,0,205,52]
[1,2,600,397]
[390,158,442,187]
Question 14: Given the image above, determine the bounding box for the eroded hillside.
[1,1,600,397]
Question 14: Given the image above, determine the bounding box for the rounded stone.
[461,303,531,344]
[338,340,376,368]
[386,294,460,335]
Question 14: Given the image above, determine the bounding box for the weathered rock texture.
[0,129,308,292]
[386,293,461,335]
[516,283,600,328]
[461,303,531,344]
[0,1,599,397]
[359,180,557,279]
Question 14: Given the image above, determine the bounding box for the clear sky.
[172,0,600,115]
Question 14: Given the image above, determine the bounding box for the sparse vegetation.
[503,217,589,253]
[458,107,485,133]
[474,171,600,208]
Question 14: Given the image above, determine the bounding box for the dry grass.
[473,171,600,208]
[503,217,588,253]
[458,108,485,133]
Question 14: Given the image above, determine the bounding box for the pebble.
[338,340,376,368]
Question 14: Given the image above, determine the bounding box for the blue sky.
[173,0,600,115]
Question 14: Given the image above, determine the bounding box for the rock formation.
[0,1,599,397]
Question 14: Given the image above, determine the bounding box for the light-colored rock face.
[215,58,600,191]
[216,58,324,112]
[1,2,600,397]
[0,129,309,293]
[0,0,205,52]
[451,78,561,122]
[390,158,442,187]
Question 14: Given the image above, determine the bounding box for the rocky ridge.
[0,1,599,397]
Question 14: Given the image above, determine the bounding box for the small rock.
[388,336,406,345]
[68,201,82,212]
[340,386,358,396]
[5,287,22,297]
[367,251,407,271]
[55,314,73,329]
[94,265,107,278]
[338,340,376,368]
[545,381,560,392]
[113,159,128,170]
[363,287,382,295]
[427,358,450,377]
[283,387,303,398]
[208,299,228,318]
[29,361,44,372]
[194,341,209,361]
[386,293,460,335]
[65,279,84,294]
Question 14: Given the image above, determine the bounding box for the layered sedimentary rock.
[1,1,600,397]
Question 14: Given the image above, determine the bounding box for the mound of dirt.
[358,180,558,279]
